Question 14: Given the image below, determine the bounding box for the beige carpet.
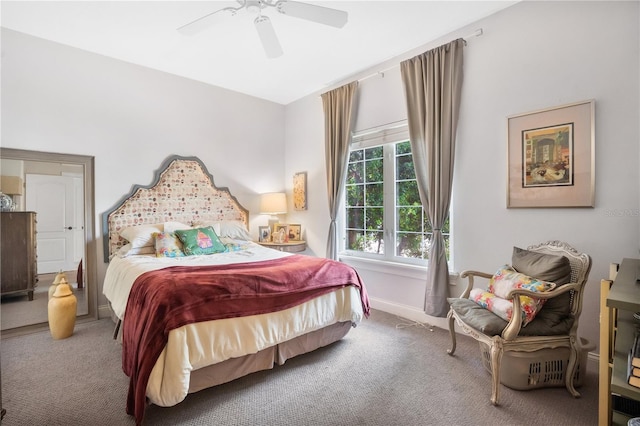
[0,310,598,425]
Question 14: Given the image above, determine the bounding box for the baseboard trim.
[370,296,599,363]
[369,296,449,330]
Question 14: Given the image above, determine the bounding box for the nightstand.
[257,241,306,253]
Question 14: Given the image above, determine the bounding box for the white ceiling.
[1,1,518,105]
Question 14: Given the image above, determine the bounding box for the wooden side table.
[257,240,306,253]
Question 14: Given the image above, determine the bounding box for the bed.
[101,156,370,425]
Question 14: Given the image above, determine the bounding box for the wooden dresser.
[1,211,38,300]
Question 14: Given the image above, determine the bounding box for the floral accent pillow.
[489,265,556,297]
[469,265,556,326]
[153,232,185,258]
[469,289,514,323]
[174,226,227,256]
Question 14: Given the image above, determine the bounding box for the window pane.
[441,217,450,233]
[423,215,433,233]
[396,180,421,206]
[396,233,427,259]
[365,146,383,160]
[365,183,383,206]
[346,207,364,229]
[443,235,450,259]
[366,207,383,231]
[396,141,411,155]
[396,154,415,180]
[347,160,363,184]
[349,150,363,162]
[346,184,364,207]
[363,231,384,254]
[365,158,383,183]
[346,230,365,251]
[397,206,421,232]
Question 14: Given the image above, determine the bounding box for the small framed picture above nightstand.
[258,226,271,242]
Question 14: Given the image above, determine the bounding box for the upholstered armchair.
[446,240,592,405]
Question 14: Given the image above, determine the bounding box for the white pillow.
[115,243,156,258]
[193,220,250,240]
[163,221,191,233]
[119,223,163,248]
[218,220,252,240]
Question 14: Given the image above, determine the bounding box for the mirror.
[0,148,97,337]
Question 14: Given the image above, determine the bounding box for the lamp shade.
[0,176,24,195]
[260,192,287,214]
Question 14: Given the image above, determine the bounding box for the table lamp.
[260,192,287,236]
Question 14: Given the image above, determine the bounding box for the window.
[342,123,450,265]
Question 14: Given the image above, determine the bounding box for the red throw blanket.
[122,254,370,425]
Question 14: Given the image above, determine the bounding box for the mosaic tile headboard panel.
[102,155,249,262]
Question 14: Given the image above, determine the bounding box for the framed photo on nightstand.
[258,226,271,242]
[288,224,301,241]
[272,224,289,243]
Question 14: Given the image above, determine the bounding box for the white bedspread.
[103,241,290,320]
[103,242,365,407]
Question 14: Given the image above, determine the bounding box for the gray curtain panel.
[400,39,464,317]
[321,81,358,260]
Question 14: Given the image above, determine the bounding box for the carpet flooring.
[0,309,598,425]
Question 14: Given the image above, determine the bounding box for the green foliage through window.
[344,140,450,262]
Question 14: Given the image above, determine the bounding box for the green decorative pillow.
[153,232,185,258]
[174,226,227,256]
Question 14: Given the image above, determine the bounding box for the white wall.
[284,1,640,351]
[1,28,286,308]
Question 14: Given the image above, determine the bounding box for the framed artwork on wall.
[507,99,595,208]
[293,172,307,211]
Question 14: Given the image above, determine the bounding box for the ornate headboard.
[102,155,249,262]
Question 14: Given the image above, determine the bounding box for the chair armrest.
[458,270,493,298]
[501,282,581,340]
[504,282,581,300]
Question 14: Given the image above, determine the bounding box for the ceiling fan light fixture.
[245,0,264,14]
[177,0,348,57]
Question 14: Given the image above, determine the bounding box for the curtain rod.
[356,28,483,83]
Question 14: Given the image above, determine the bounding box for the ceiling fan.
[177,0,348,59]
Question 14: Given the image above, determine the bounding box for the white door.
[25,174,78,273]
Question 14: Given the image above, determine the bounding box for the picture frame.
[507,99,595,208]
[288,224,302,241]
[293,172,307,211]
[272,223,289,243]
[258,225,271,242]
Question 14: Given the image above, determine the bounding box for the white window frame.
[339,120,439,267]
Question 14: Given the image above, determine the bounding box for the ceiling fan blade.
[254,16,283,59]
[276,1,348,28]
[177,8,235,36]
